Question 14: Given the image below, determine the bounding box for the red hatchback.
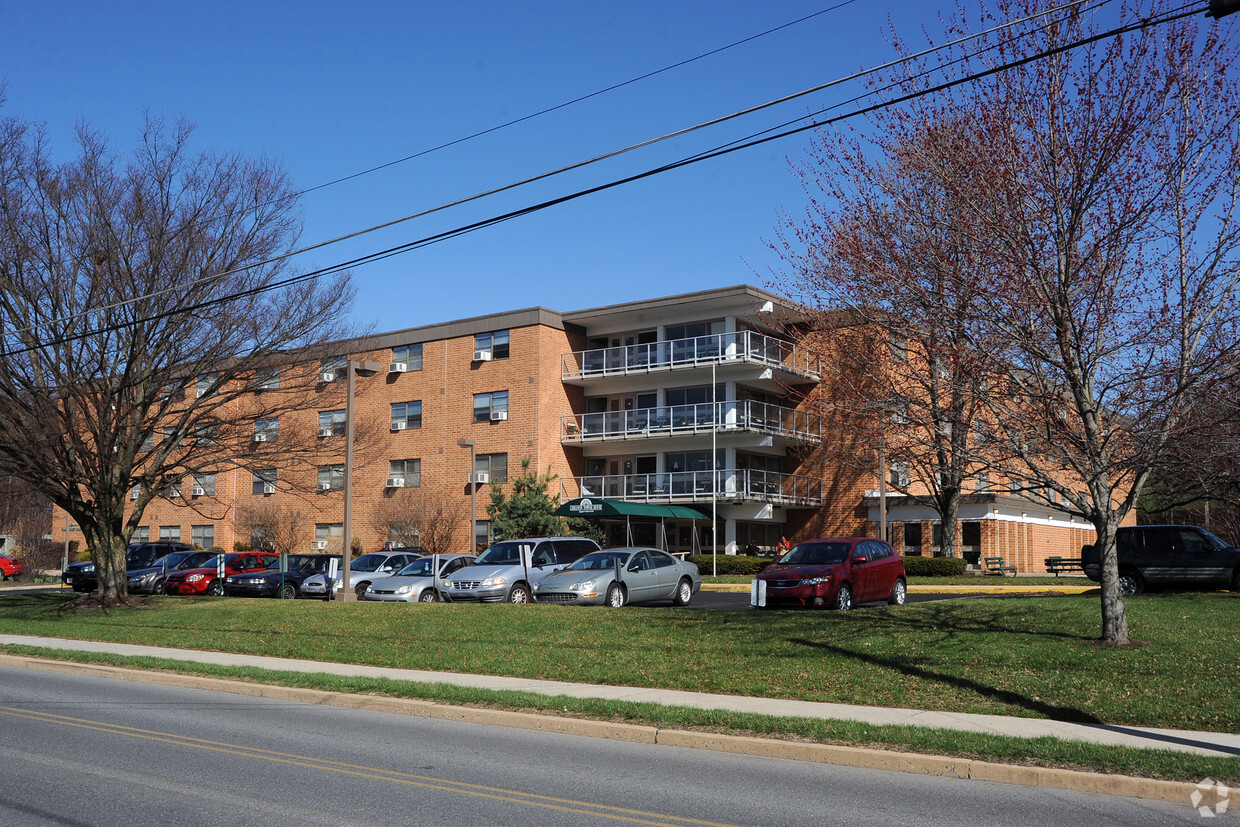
[752,538,906,610]
[163,552,279,596]
[0,553,25,580]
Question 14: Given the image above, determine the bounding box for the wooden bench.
[983,556,1017,576]
[1044,556,1084,576]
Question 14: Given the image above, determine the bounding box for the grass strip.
[1,591,1235,732]
[3,644,1235,786]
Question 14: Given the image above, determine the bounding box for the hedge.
[900,555,968,576]
[687,553,771,576]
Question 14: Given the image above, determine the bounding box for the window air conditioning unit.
[253,432,268,443]
[470,472,489,485]
[473,349,493,362]
[490,410,508,421]
[319,427,334,438]
[262,483,276,494]
[389,361,407,373]
[166,488,181,498]
[386,477,405,488]
[312,540,328,550]
[391,420,406,431]
[317,481,333,492]
[130,489,139,500]
[319,371,336,383]
[191,486,206,497]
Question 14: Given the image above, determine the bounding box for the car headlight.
[569,580,595,592]
[479,576,508,588]
[802,576,830,585]
[82,564,96,574]
[186,574,205,582]
[395,584,413,594]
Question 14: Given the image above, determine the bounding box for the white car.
[298,550,425,600]
[362,554,475,602]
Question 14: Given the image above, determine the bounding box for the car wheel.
[673,577,693,606]
[208,580,223,596]
[153,579,167,595]
[278,583,297,600]
[605,583,626,608]
[355,582,369,600]
[833,583,853,611]
[888,578,907,606]
[1118,570,1144,596]
[508,583,530,603]
[418,589,437,602]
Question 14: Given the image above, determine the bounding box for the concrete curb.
[0,652,1200,807]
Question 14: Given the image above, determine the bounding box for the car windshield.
[779,542,850,566]
[173,552,213,570]
[564,551,631,571]
[397,557,438,577]
[1199,528,1233,551]
[350,554,390,572]
[194,554,222,570]
[473,542,525,566]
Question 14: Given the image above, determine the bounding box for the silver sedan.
[531,548,701,607]
[362,554,475,602]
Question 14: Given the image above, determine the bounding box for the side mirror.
[628,563,641,573]
[852,555,868,564]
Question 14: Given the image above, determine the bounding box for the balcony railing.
[562,330,821,382]
[561,400,821,444]
[560,469,822,507]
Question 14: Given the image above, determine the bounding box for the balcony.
[560,469,822,507]
[561,400,821,445]
[562,330,820,383]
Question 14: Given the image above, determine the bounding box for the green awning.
[554,497,709,520]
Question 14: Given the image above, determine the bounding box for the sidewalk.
[1,633,1234,758]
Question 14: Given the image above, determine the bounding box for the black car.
[222,554,341,599]
[126,550,216,594]
[1083,525,1240,595]
[62,542,195,593]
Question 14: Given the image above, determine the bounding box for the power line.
[18,0,1103,339]
[7,1,1213,356]
[283,1,864,204]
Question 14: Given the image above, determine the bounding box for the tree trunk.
[939,492,960,557]
[1095,519,1129,644]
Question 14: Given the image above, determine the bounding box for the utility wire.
[10,1,1206,359]
[20,0,1102,338]
[283,1,864,204]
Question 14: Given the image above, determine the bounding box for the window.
[193,473,216,496]
[252,469,277,495]
[473,391,509,422]
[315,523,344,542]
[473,520,491,554]
[392,344,423,370]
[391,401,422,430]
[319,355,347,380]
[890,460,910,488]
[474,330,510,359]
[973,420,989,445]
[191,423,219,445]
[975,472,990,493]
[133,526,150,544]
[163,426,182,448]
[159,525,181,542]
[141,431,155,451]
[257,366,280,390]
[390,459,421,487]
[196,373,218,398]
[192,525,214,548]
[475,453,508,484]
[319,409,346,437]
[255,417,279,441]
[164,382,186,403]
[317,464,345,491]
[162,481,181,499]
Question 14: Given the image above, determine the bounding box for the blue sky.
[0,1,1129,333]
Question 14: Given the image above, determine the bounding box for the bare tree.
[237,503,307,555]
[0,113,356,604]
[772,115,999,557]
[371,486,467,555]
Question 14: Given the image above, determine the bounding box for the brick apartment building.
[56,284,1100,571]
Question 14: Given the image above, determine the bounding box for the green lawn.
[0,591,1235,732]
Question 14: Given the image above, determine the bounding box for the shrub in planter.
[901,555,968,576]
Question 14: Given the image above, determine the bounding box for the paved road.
[0,665,1201,826]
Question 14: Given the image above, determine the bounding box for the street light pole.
[336,359,380,602]
[457,438,476,554]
